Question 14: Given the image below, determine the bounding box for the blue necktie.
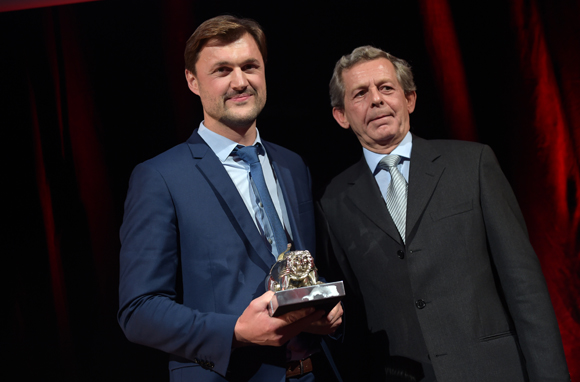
[235,144,289,255]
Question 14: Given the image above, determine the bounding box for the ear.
[406,91,417,114]
[185,69,200,95]
[332,107,351,129]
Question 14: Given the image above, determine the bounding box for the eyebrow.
[210,58,261,70]
[350,78,395,93]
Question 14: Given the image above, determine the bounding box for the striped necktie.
[379,155,408,244]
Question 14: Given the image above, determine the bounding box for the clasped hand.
[233,291,343,347]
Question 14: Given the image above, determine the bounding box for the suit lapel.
[345,158,402,243]
[406,135,445,240]
[186,131,274,271]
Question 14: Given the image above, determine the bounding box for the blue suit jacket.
[118,129,317,381]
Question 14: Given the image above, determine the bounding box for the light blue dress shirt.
[363,131,413,202]
[198,122,291,258]
[199,123,311,361]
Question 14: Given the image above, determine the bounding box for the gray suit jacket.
[319,135,569,381]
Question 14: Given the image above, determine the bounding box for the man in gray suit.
[317,46,569,381]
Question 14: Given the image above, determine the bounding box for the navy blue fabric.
[118,129,319,381]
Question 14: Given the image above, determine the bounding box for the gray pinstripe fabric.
[379,155,407,244]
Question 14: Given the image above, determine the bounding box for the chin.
[237,105,264,123]
[221,113,260,129]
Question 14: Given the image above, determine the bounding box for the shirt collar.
[197,122,263,163]
[363,131,413,174]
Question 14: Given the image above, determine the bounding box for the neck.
[362,133,409,155]
[364,141,400,155]
[203,119,257,146]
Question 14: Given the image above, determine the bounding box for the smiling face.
[333,58,416,154]
[185,33,266,141]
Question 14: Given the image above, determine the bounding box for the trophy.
[266,246,345,317]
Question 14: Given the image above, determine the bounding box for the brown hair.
[329,46,416,109]
[184,15,267,74]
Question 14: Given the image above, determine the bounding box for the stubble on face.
[189,33,267,140]
[217,85,266,130]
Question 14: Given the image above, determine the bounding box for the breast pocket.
[429,199,473,222]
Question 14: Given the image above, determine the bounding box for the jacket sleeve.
[479,145,570,381]
[117,162,238,377]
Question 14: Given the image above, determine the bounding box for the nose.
[231,68,249,90]
[370,86,383,107]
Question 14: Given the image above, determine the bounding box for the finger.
[311,309,342,328]
[327,303,344,324]
[245,291,275,313]
[301,314,342,335]
[292,309,326,328]
[258,290,275,304]
[329,315,343,330]
[326,304,340,321]
[277,307,317,325]
[274,309,325,341]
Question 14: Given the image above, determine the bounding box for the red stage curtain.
[509,0,580,376]
[420,0,477,142]
[420,0,580,378]
[0,0,99,13]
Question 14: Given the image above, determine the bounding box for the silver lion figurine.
[265,246,345,317]
[266,249,323,292]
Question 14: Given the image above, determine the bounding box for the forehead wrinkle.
[347,75,391,95]
[346,59,399,88]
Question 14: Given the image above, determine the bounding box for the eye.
[242,63,259,71]
[380,85,393,92]
[354,90,366,98]
[214,67,232,76]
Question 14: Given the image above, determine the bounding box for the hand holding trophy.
[266,245,345,317]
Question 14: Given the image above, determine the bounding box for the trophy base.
[268,281,345,317]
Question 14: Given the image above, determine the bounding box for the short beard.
[220,92,266,129]
[219,104,262,129]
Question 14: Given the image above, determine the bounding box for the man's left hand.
[303,302,343,335]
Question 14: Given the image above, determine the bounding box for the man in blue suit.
[118,15,343,382]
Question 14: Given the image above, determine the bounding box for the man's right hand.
[233,291,325,347]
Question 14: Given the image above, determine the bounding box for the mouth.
[369,114,392,124]
[226,92,254,103]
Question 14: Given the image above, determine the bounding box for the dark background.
[3,0,579,380]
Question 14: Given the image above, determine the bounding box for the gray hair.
[329,46,416,108]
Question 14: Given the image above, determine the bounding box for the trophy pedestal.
[268,281,345,317]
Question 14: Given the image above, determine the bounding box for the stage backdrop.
[3,0,579,380]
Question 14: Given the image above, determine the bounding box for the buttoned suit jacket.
[319,135,569,381]
[118,129,319,381]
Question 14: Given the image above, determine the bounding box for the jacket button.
[415,299,426,309]
[397,250,405,259]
